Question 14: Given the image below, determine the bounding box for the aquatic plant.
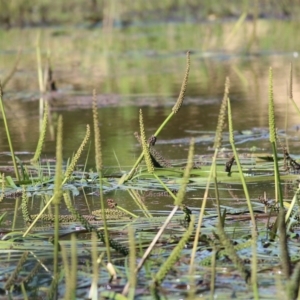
[119,51,190,183]
[31,102,49,164]
[4,251,29,291]
[2,52,300,299]
[268,67,283,208]
[0,84,20,181]
[139,109,154,174]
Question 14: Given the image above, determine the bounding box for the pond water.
[1,17,300,299]
[1,20,300,219]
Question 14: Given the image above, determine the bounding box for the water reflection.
[1,93,300,167]
[1,20,300,222]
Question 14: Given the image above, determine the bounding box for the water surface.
[1,20,300,219]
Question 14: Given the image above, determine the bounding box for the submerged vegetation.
[1,49,300,299]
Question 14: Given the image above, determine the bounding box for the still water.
[1,21,300,220]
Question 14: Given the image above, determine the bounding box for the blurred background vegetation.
[0,0,299,28]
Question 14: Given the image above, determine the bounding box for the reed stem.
[0,85,20,181]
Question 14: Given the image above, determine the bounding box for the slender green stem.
[53,203,60,286]
[115,204,139,219]
[0,87,20,181]
[209,245,217,300]
[189,149,216,270]
[99,171,111,262]
[271,142,284,207]
[228,99,258,298]
[2,49,21,88]
[36,32,45,132]
[120,111,175,183]
[153,173,177,202]
[153,111,175,137]
[89,232,99,299]
[128,226,136,300]
[268,67,283,208]
[122,205,179,296]
[127,189,151,218]
[23,175,70,237]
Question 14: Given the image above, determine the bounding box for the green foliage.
[153,215,194,285]
[3,44,300,298]
[1,1,300,27]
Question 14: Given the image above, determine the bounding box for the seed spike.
[172,51,190,114]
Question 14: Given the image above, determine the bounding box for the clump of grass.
[23,121,91,236]
[122,138,194,296]
[4,46,300,299]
